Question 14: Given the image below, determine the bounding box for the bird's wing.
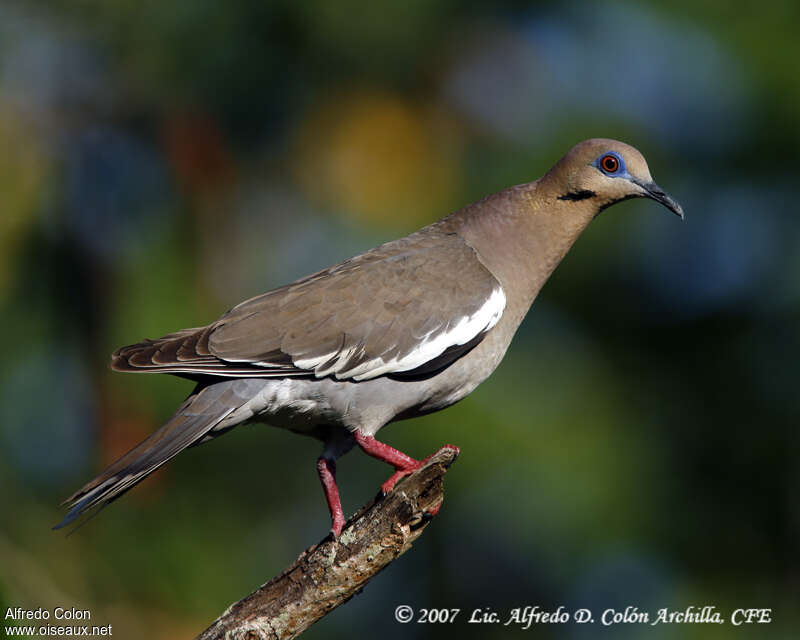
[112,229,506,381]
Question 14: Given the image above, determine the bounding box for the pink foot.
[425,501,443,517]
[317,457,346,536]
[354,433,459,495]
[380,468,414,495]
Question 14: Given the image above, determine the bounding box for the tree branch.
[194,448,459,640]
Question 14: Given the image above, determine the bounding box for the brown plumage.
[112,229,501,381]
[57,139,682,534]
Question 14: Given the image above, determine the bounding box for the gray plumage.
[56,139,683,533]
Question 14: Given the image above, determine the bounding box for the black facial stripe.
[558,190,596,202]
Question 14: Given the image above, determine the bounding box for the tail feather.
[55,381,257,530]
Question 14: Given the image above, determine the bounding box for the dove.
[56,139,683,535]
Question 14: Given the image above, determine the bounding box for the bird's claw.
[380,444,461,494]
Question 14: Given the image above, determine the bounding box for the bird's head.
[550,138,684,219]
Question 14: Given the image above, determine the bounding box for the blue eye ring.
[594,151,625,176]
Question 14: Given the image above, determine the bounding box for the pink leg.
[426,502,442,517]
[317,457,346,536]
[353,432,460,495]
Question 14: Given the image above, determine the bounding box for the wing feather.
[112,229,505,381]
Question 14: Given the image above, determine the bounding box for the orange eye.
[600,154,619,173]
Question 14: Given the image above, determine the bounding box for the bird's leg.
[316,456,346,536]
[317,429,356,537]
[353,432,460,494]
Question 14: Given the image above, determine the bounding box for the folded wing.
[113,230,505,381]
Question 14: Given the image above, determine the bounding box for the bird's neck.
[447,180,598,325]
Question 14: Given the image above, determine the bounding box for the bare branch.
[195,448,459,640]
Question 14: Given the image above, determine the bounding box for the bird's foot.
[354,432,459,496]
[330,515,345,538]
[380,468,415,495]
[379,444,461,494]
[429,444,460,460]
[425,501,442,517]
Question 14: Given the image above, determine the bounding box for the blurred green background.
[1,1,798,638]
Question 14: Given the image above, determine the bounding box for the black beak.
[636,179,684,219]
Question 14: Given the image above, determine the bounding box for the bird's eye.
[600,154,620,174]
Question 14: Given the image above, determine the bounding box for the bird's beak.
[635,179,684,219]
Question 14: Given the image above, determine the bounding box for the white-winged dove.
[57,139,683,535]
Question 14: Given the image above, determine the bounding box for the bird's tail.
[54,380,258,531]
